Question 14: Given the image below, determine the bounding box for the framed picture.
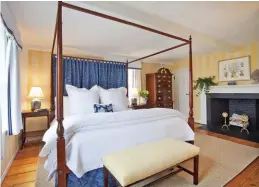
[218,56,250,82]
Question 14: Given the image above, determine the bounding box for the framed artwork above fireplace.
[219,56,250,82]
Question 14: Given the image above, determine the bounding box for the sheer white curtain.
[128,69,141,104]
[0,18,22,136]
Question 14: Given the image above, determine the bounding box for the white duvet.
[40,108,194,179]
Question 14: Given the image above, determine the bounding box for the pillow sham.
[93,104,113,113]
[98,86,128,112]
[66,84,99,115]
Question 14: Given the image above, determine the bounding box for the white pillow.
[55,96,70,117]
[98,86,128,112]
[66,84,99,115]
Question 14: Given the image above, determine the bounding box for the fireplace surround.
[207,93,259,133]
[199,84,259,143]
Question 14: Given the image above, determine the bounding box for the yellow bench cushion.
[102,138,200,186]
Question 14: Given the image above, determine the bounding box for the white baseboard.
[0,147,19,184]
[195,119,202,124]
[195,120,207,125]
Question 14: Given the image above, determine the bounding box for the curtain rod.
[52,54,127,64]
[0,14,22,49]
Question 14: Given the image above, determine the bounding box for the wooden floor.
[224,157,259,187]
[2,141,41,187]
[1,128,259,187]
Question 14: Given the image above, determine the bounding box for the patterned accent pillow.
[93,104,113,113]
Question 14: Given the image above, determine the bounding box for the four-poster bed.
[49,2,194,187]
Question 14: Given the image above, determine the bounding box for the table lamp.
[28,86,44,111]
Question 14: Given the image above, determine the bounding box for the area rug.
[35,133,259,187]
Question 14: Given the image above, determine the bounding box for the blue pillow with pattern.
[93,104,113,113]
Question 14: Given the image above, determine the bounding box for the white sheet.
[40,108,194,179]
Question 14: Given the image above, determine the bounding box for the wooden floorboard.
[2,140,41,187]
[7,163,38,176]
[224,157,259,187]
[1,126,259,187]
[14,181,36,187]
[2,171,36,187]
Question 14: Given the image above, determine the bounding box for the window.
[128,69,141,104]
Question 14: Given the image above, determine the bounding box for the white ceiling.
[7,1,259,63]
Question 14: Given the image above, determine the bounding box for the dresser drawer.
[157,94,172,101]
[157,87,171,94]
[156,101,173,108]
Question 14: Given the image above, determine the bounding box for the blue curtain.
[81,59,99,89]
[98,62,127,89]
[52,56,127,96]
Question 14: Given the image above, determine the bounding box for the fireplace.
[206,93,259,142]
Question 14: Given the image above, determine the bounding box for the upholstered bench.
[102,138,200,187]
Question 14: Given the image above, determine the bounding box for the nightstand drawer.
[22,110,49,117]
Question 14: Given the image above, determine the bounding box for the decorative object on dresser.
[21,109,50,149]
[28,86,44,111]
[130,88,138,105]
[227,81,237,85]
[251,69,259,84]
[131,98,137,106]
[129,103,153,110]
[218,56,250,82]
[193,76,217,96]
[146,67,173,108]
[138,89,149,104]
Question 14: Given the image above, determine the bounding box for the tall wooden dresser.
[146,68,173,108]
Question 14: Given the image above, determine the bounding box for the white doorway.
[173,69,189,117]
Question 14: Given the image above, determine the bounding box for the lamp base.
[31,99,41,111]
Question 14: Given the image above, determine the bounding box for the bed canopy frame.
[51,2,194,186]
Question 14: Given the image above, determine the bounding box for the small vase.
[140,97,147,104]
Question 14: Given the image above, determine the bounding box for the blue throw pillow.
[93,104,113,113]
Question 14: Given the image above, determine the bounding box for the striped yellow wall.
[171,42,259,122]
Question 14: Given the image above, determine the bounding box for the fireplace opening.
[206,93,259,143]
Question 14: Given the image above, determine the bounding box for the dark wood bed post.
[50,6,58,120]
[188,35,194,132]
[126,61,129,96]
[56,2,67,187]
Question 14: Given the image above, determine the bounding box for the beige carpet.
[36,134,259,187]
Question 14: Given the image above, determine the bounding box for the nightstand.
[130,104,154,110]
[21,110,50,149]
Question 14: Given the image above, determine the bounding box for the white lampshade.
[28,87,44,99]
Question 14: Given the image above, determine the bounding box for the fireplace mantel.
[199,84,259,124]
[209,84,259,93]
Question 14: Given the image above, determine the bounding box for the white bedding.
[40,108,194,179]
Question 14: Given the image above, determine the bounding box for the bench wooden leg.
[193,155,199,185]
[104,166,109,187]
